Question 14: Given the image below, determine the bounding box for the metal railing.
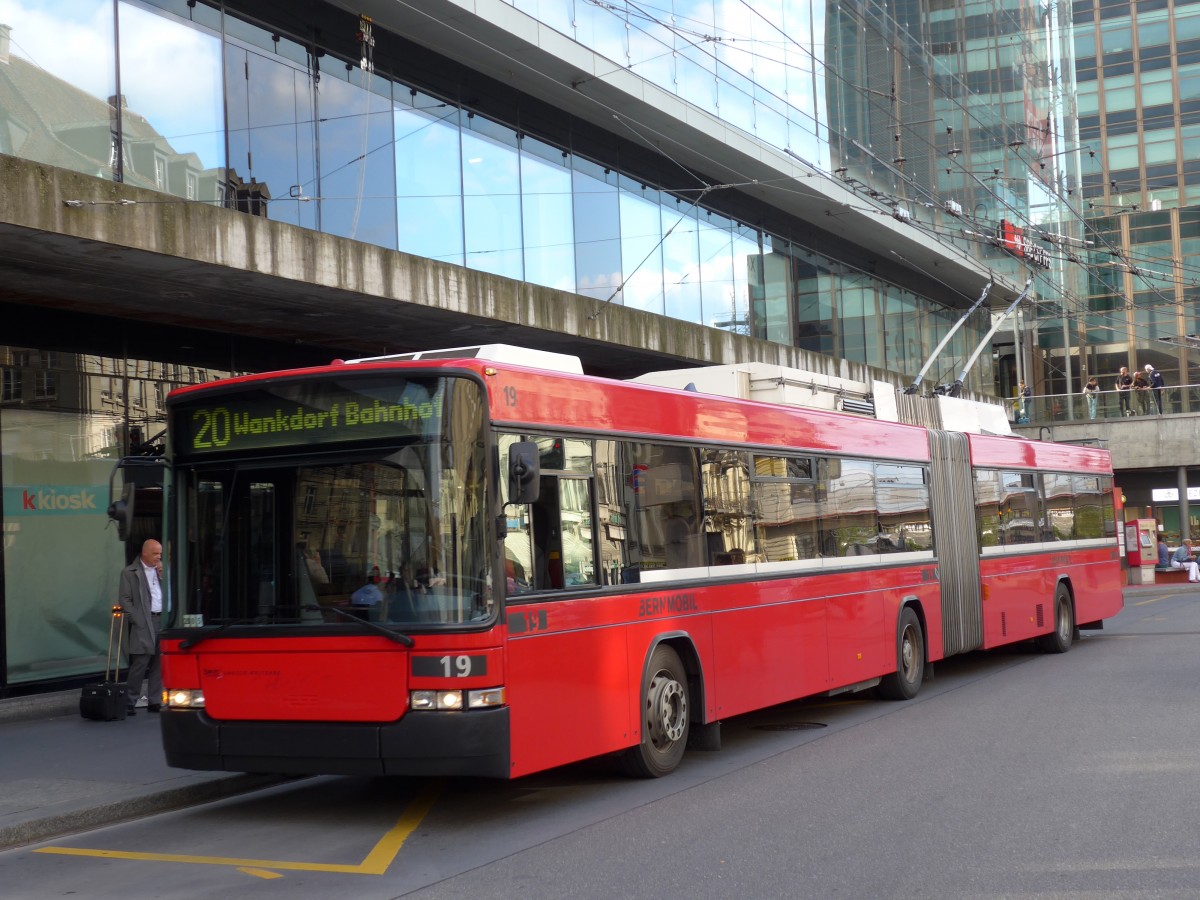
[1011,384,1200,425]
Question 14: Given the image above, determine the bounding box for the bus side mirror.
[108,480,136,541]
[508,441,540,504]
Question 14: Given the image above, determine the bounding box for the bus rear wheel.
[619,644,690,777]
[877,607,924,701]
[1037,585,1073,654]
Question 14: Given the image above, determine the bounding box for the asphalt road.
[5,587,1200,899]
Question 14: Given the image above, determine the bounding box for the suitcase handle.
[106,605,124,683]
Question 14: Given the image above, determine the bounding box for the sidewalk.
[0,690,288,851]
[1,583,1195,852]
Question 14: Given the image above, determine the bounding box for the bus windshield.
[171,375,491,630]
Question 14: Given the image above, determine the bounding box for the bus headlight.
[166,689,205,709]
[410,688,505,710]
[468,687,506,708]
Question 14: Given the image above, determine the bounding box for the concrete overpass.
[1,153,919,386]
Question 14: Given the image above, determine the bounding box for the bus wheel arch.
[1037,580,1075,654]
[877,601,926,701]
[619,638,697,777]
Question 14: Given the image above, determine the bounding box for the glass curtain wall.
[0,1,117,178]
[1,347,222,685]
[1075,0,1200,406]
[117,1,225,202]
[0,0,1001,385]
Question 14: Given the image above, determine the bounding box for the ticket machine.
[1125,517,1159,584]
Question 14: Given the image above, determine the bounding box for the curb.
[0,690,79,725]
[0,774,297,852]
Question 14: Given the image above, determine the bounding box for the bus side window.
[502,435,598,594]
[500,434,535,595]
[531,475,563,589]
[595,439,631,584]
[701,449,756,565]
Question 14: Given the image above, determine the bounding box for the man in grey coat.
[118,539,164,714]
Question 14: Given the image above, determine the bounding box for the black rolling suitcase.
[80,605,128,721]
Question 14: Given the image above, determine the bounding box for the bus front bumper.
[160,707,511,778]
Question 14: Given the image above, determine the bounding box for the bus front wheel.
[619,644,690,777]
[878,607,924,701]
[1037,585,1074,654]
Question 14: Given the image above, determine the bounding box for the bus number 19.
[442,655,472,677]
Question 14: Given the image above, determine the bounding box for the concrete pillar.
[1179,465,1191,542]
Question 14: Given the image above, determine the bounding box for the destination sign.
[172,377,451,456]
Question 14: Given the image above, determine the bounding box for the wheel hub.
[647,672,687,746]
[900,628,916,676]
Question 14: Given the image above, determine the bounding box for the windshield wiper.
[301,605,415,646]
[178,616,262,650]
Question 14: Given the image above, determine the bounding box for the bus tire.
[1037,585,1073,654]
[877,607,924,701]
[619,644,690,778]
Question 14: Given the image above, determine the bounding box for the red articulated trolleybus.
[154,345,1124,778]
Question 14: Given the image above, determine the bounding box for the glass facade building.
[0,0,1083,692]
[1074,0,1200,406]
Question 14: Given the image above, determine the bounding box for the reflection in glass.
[573,160,622,302]
[733,225,760,339]
[753,454,819,562]
[1043,472,1075,541]
[627,13,673,91]
[795,257,834,355]
[702,450,756,562]
[521,138,575,291]
[557,478,596,588]
[595,440,632,585]
[317,69,397,248]
[395,91,464,264]
[619,181,664,313]
[224,41,317,230]
[662,199,702,324]
[462,116,523,280]
[715,49,756,136]
[995,471,1041,545]
[575,1,628,68]
[179,381,490,628]
[819,459,877,557]
[675,24,718,114]
[698,212,736,332]
[840,281,872,365]
[0,2,116,179]
[758,238,791,346]
[627,443,703,572]
[0,345,195,685]
[118,2,224,202]
[875,464,931,552]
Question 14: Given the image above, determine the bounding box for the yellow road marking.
[238,867,283,879]
[1134,596,1167,605]
[35,783,442,876]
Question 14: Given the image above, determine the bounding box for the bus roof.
[168,353,1111,472]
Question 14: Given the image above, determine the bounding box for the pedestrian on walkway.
[1115,366,1133,415]
[1171,539,1200,583]
[1132,368,1150,415]
[1018,380,1032,422]
[118,539,163,715]
[1083,375,1100,419]
[1146,363,1166,414]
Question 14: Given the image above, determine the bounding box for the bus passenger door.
[501,436,630,776]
